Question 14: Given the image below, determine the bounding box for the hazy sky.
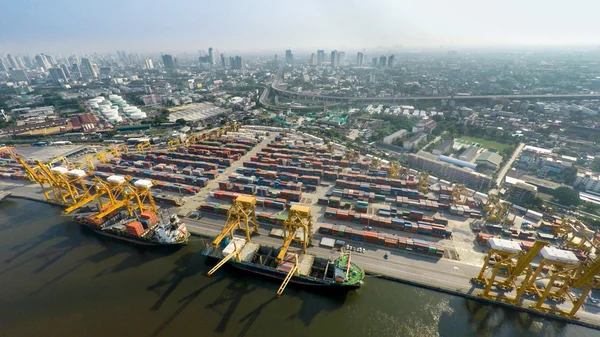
[2,0,599,54]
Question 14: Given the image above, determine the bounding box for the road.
[494,142,525,188]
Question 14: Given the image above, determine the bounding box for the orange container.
[126,221,144,236]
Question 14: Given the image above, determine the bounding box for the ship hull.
[83,225,186,247]
[204,254,361,291]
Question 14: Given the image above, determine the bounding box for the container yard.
[3,126,600,331]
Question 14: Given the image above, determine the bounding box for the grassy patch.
[457,136,512,152]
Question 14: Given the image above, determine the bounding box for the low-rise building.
[411,118,437,133]
[459,146,481,162]
[574,172,600,193]
[407,152,492,190]
[475,151,503,170]
[383,129,408,144]
[505,176,537,204]
[403,132,427,150]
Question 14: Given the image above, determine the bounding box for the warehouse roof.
[476,151,503,167]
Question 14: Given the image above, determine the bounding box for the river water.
[0,199,598,337]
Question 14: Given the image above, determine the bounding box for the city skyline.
[2,0,600,54]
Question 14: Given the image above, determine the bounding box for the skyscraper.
[15,56,26,69]
[49,67,68,83]
[59,63,71,78]
[285,50,293,64]
[208,48,215,65]
[330,50,339,68]
[388,55,395,68]
[379,56,387,68]
[145,58,154,69]
[357,52,364,66]
[372,58,377,67]
[221,53,226,68]
[35,54,51,70]
[0,59,7,72]
[317,50,325,65]
[71,63,81,77]
[162,54,175,69]
[9,69,29,82]
[23,56,33,68]
[310,53,317,66]
[233,56,242,70]
[339,51,345,62]
[80,57,97,78]
[229,56,235,69]
[6,54,17,69]
[45,54,56,66]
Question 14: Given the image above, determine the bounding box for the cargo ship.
[203,237,364,290]
[76,210,190,246]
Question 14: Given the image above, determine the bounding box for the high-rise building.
[162,54,175,69]
[372,58,377,67]
[23,56,33,68]
[379,56,387,68]
[99,66,111,76]
[0,59,7,72]
[15,56,26,69]
[388,54,395,68]
[317,50,325,65]
[80,57,97,78]
[310,53,316,66]
[35,54,51,70]
[45,54,57,66]
[285,50,293,64]
[49,67,68,83]
[9,69,29,82]
[330,50,339,68]
[145,58,154,69]
[357,52,364,66]
[71,63,81,77]
[208,48,215,65]
[6,54,18,69]
[92,64,100,77]
[59,63,71,78]
[68,55,79,66]
[231,56,242,70]
[336,52,342,67]
[339,51,345,62]
[144,85,152,94]
[274,54,278,63]
[221,53,226,68]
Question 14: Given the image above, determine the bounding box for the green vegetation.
[368,115,416,142]
[592,158,600,173]
[552,186,581,206]
[152,109,170,125]
[457,136,513,153]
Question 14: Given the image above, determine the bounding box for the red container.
[126,221,144,236]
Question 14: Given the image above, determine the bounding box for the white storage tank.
[109,116,123,123]
[130,112,147,120]
[107,175,126,184]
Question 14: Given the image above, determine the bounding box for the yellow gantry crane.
[136,141,152,154]
[418,171,429,194]
[276,205,313,263]
[92,177,157,219]
[343,149,360,162]
[212,196,259,248]
[370,157,381,170]
[389,160,400,179]
[207,196,259,276]
[472,239,548,304]
[451,184,468,205]
[327,142,335,154]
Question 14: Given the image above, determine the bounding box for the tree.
[552,186,581,206]
[525,196,544,210]
[175,118,187,126]
[563,166,578,185]
[593,158,600,173]
[582,202,600,214]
